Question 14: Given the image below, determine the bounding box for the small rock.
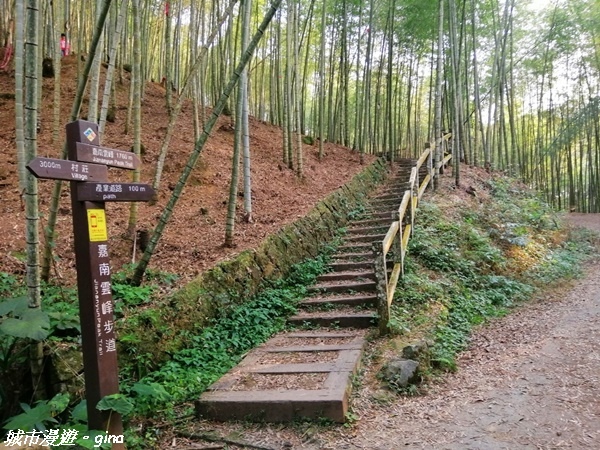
[402,340,431,360]
[380,358,420,389]
[465,185,477,196]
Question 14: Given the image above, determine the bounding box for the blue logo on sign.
[83,128,97,142]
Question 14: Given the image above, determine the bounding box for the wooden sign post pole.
[66,121,124,446]
[27,119,154,447]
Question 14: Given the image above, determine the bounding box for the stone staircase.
[196,159,422,423]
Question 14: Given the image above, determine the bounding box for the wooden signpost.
[27,120,154,447]
[77,182,155,202]
[27,157,108,182]
[75,142,141,170]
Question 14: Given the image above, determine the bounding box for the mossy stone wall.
[168,158,387,322]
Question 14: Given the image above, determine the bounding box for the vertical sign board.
[66,121,124,445]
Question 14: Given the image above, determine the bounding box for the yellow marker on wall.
[87,209,108,242]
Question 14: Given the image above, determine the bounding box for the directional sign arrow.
[77,182,155,202]
[27,157,108,182]
[76,142,141,170]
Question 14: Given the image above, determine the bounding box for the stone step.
[299,293,377,308]
[337,240,373,250]
[331,251,372,261]
[349,217,393,227]
[196,331,367,423]
[371,193,402,201]
[369,200,401,209]
[387,178,410,184]
[371,192,402,200]
[364,207,399,216]
[368,206,400,215]
[343,233,387,243]
[365,211,396,219]
[328,260,373,271]
[346,225,389,235]
[327,260,394,272]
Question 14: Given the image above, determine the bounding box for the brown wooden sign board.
[76,142,141,170]
[77,182,155,202]
[26,157,108,182]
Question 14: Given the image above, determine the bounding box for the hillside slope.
[0,55,374,286]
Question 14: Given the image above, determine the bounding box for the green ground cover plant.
[0,245,335,446]
[390,177,598,376]
[2,174,598,445]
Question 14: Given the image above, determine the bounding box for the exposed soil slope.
[0,55,374,286]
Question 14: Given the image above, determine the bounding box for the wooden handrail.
[415,147,430,170]
[374,142,452,334]
[382,221,399,255]
[408,166,417,188]
[387,265,402,305]
[397,191,411,222]
[418,174,431,200]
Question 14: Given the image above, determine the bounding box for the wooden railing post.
[393,211,403,274]
[372,243,390,335]
[415,159,420,195]
[426,142,434,191]
[433,136,441,188]
[411,184,417,238]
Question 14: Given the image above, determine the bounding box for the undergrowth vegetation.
[0,243,335,446]
[1,174,598,445]
[389,176,598,375]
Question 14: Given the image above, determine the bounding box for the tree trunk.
[131,0,284,285]
[99,0,129,138]
[317,0,326,160]
[24,0,43,401]
[127,0,142,239]
[40,0,113,282]
[225,0,253,246]
[241,0,253,221]
[433,0,444,188]
[87,0,104,123]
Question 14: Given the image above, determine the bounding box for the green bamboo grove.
[3,0,600,287]
[4,0,599,209]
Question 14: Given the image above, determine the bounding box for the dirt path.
[326,214,600,450]
[185,214,600,449]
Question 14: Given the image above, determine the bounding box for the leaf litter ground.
[0,54,374,287]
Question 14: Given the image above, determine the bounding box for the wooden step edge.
[299,294,377,307]
[308,281,377,292]
[287,313,378,329]
[317,270,375,279]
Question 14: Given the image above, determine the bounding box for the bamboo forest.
[2,0,600,447]
[2,0,599,214]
